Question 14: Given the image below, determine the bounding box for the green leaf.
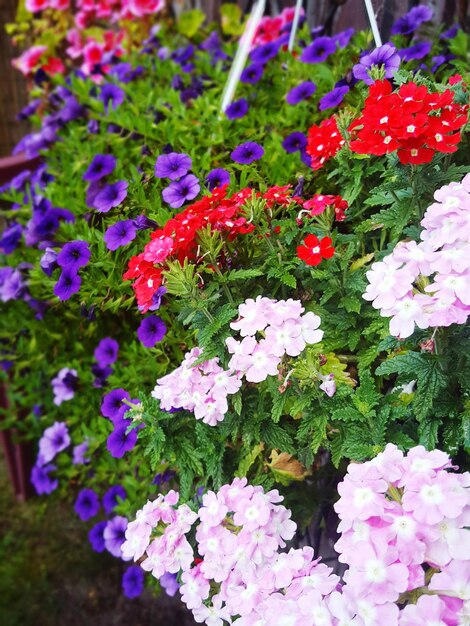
[261,422,295,453]
[236,443,264,477]
[177,9,206,38]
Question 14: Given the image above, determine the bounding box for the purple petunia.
[0,223,22,255]
[353,44,401,84]
[54,270,81,301]
[282,132,307,154]
[88,521,107,552]
[72,441,90,465]
[51,368,78,405]
[399,41,432,62]
[206,168,230,191]
[104,516,128,558]
[83,154,116,182]
[231,142,264,165]
[332,28,354,49]
[107,421,138,458]
[31,463,58,495]
[122,566,145,599]
[286,81,317,105]
[318,85,350,110]
[103,220,137,251]
[38,421,70,464]
[57,240,91,272]
[137,315,166,348]
[92,364,113,388]
[101,388,131,421]
[94,337,119,367]
[103,485,127,514]
[75,488,100,521]
[160,572,180,597]
[92,180,128,213]
[391,5,433,35]
[40,247,58,277]
[240,64,264,84]
[162,174,200,209]
[99,84,125,112]
[250,41,280,65]
[300,36,337,63]
[225,98,249,120]
[154,152,192,180]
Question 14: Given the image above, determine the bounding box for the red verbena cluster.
[306,117,346,170]
[124,185,301,312]
[348,79,468,165]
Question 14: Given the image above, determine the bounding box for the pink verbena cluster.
[122,489,198,577]
[334,443,470,625]
[363,174,470,338]
[151,347,242,426]
[226,296,323,383]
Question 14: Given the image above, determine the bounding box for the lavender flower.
[101,388,131,421]
[286,81,316,105]
[399,41,432,62]
[154,152,192,180]
[160,572,179,597]
[83,154,116,182]
[103,485,126,514]
[53,270,81,301]
[31,463,58,495]
[353,44,401,84]
[40,247,58,276]
[318,85,350,110]
[300,36,336,63]
[107,421,138,458]
[0,267,25,302]
[137,315,166,348]
[282,132,307,153]
[38,421,71,463]
[92,181,128,213]
[94,337,119,367]
[100,84,125,111]
[162,174,200,209]
[240,64,264,84]
[206,168,230,191]
[122,566,144,599]
[225,98,249,120]
[51,368,78,405]
[231,142,264,165]
[75,488,100,521]
[57,240,91,272]
[104,516,128,557]
[89,521,107,552]
[391,5,433,35]
[103,220,137,251]
[72,441,90,465]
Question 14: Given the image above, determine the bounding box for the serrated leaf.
[236,443,264,478]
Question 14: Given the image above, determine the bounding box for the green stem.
[210,256,235,305]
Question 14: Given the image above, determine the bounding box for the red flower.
[306,117,345,170]
[297,234,335,266]
[302,194,348,221]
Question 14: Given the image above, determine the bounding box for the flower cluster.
[300,194,348,222]
[155,152,200,209]
[306,116,345,170]
[349,80,468,164]
[227,296,323,382]
[101,388,141,457]
[152,347,241,426]
[252,7,301,47]
[364,174,470,338]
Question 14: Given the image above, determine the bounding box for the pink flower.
[199,492,229,527]
[399,595,449,626]
[244,343,281,383]
[428,560,470,601]
[230,296,273,336]
[402,472,467,525]
[12,45,47,76]
[143,235,173,263]
[25,0,49,11]
[180,566,210,610]
[125,0,165,17]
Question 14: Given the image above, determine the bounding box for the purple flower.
[391,5,433,35]
[231,142,264,165]
[51,368,78,405]
[133,214,158,230]
[206,168,230,191]
[101,388,131,421]
[160,572,179,597]
[152,468,176,486]
[57,240,91,272]
[137,315,166,348]
[122,566,144,599]
[103,220,137,251]
[332,28,354,49]
[75,488,100,521]
[83,154,116,182]
[103,485,127,514]
[154,152,192,180]
[104,516,128,557]
[53,270,81,301]
[88,119,99,134]
[38,421,70,464]
[72,441,89,465]
[318,85,350,110]
[441,24,459,40]
[240,64,264,84]
[300,149,312,167]
[92,364,113,388]
[40,247,58,276]
[92,181,128,213]
[162,174,200,209]
[399,41,432,62]
[88,521,107,552]
[250,41,280,65]
[282,132,307,153]
[353,44,401,84]
[100,84,125,111]
[0,223,22,255]
[286,81,317,105]
[138,286,166,313]
[94,337,119,367]
[31,463,58,495]
[107,422,138,458]
[301,36,336,63]
[225,98,249,120]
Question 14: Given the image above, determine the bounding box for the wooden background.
[0,0,468,157]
